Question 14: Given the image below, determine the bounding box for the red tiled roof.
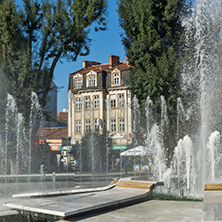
[70,62,133,76]
[37,127,68,139]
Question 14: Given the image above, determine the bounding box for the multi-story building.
[68,55,133,149]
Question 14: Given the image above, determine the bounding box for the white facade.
[68,55,133,146]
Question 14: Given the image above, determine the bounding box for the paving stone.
[72,200,203,222]
[203,185,222,221]
[204,191,222,203]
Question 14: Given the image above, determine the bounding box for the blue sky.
[16,0,195,112]
[54,1,126,112]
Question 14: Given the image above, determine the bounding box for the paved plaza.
[66,199,203,222]
[3,180,157,220]
[0,177,209,221]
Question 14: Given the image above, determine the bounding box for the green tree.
[81,132,112,173]
[117,0,189,118]
[0,0,107,128]
[57,116,68,124]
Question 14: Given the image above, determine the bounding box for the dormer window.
[75,77,82,89]
[114,73,120,84]
[111,69,121,86]
[73,74,83,89]
[86,71,97,87]
[88,75,95,86]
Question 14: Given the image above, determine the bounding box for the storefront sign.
[50,144,62,151]
[112,145,127,150]
[62,146,72,152]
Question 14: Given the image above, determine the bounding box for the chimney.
[109,55,120,67]
[83,60,91,68]
[83,61,101,69]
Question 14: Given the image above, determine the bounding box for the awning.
[112,145,127,150]
[120,146,147,156]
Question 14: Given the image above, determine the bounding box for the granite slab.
[203,186,222,221]
[12,178,120,198]
[204,191,222,203]
[4,187,151,219]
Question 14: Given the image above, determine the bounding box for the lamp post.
[105,98,111,176]
[90,99,95,184]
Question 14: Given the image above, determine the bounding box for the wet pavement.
[67,199,203,222]
[3,179,157,220]
[0,176,204,222]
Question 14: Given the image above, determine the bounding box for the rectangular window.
[111,99,116,108]
[119,118,125,132]
[118,94,124,107]
[85,119,91,133]
[94,119,99,132]
[75,121,82,133]
[75,98,82,111]
[88,75,95,86]
[85,96,91,109]
[111,119,116,132]
[110,95,116,108]
[114,73,120,84]
[94,95,99,109]
[75,77,82,89]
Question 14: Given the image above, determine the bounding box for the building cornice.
[107,86,130,92]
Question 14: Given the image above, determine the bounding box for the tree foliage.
[0,0,107,126]
[81,132,112,173]
[117,0,190,118]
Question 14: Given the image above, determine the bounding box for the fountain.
[0,92,76,200]
[137,0,222,198]
[0,3,222,221]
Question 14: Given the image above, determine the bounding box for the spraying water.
[138,0,222,198]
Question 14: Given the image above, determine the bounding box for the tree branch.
[37,26,54,82]
[41,48,63,107]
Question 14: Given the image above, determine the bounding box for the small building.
[36,127,70,173]
[68,55,133,150]
[57,112,68,121]
[57,111,68,127]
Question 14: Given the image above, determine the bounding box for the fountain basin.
[3,178,163,221]
[203,183,222,221]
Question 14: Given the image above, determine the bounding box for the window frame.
[119,118,125,132]
[85,96,91,109]
[94,119,99,132]
[75,120,82,134]
[75,98,82,111]
[111,99,116,108]
[88,75,95,87]
[75,77,82,89]
[118,94,124,108]
[85,119,91,133]
[110,118,116,132]
[94,95,99,109]
[114,72,120,85]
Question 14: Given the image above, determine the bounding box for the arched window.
[111,69,121,86]
[114,72,120,84]
[86,71,97,87]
